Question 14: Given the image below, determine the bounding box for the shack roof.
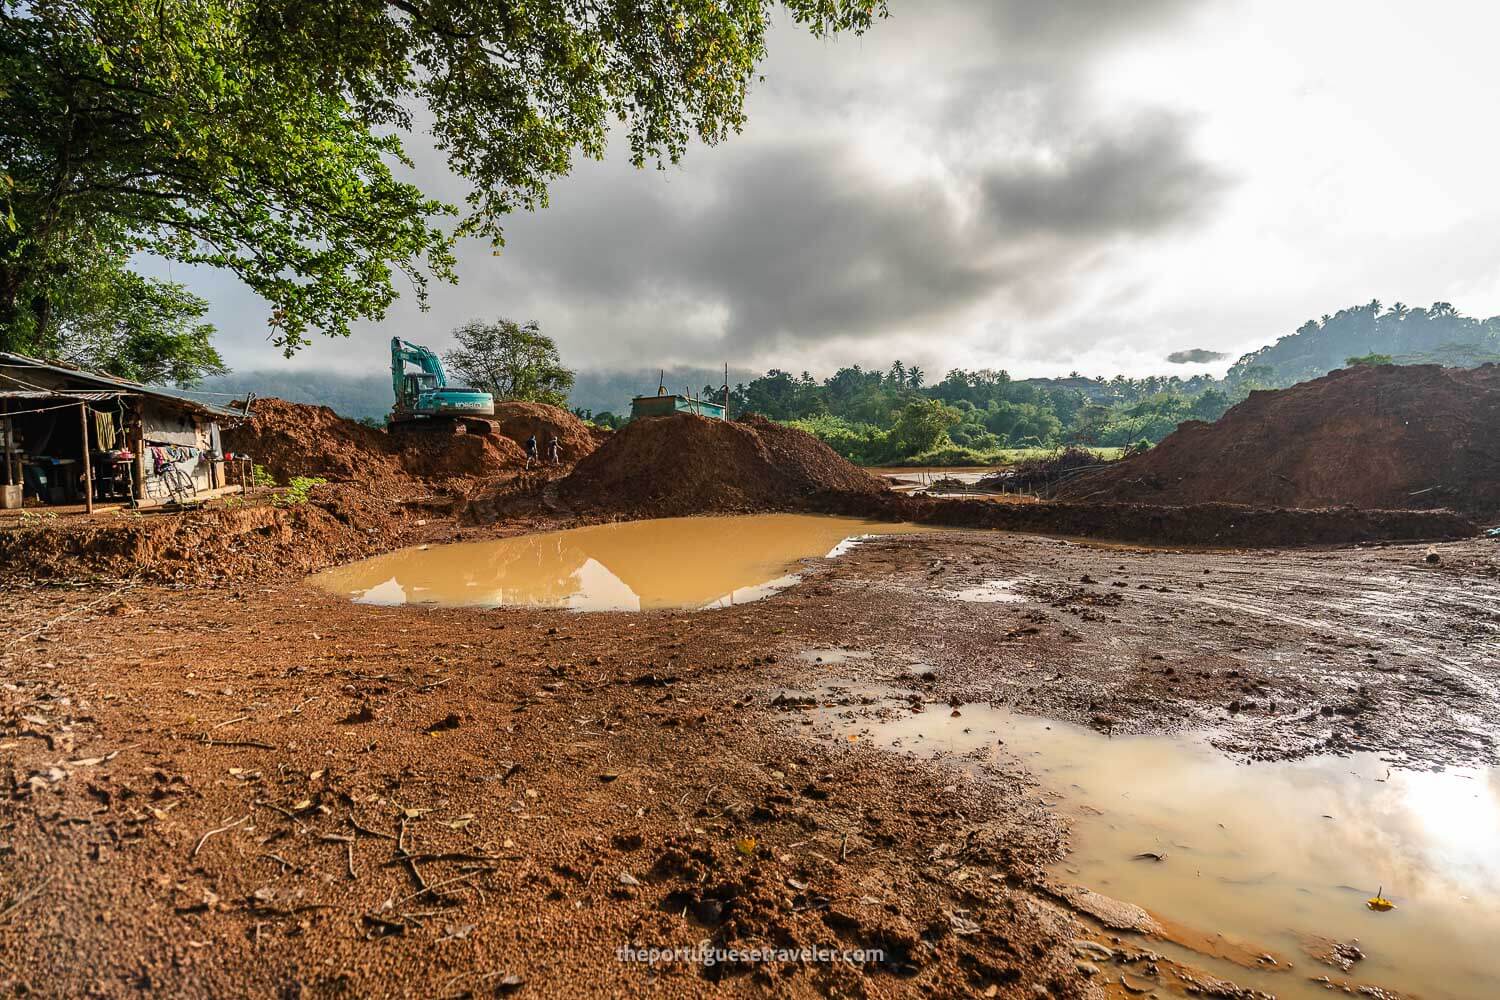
[0,352,247,420]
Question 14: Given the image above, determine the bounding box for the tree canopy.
[445,318,574,408]
[0,0,885,360]
[1227,300,1500,385]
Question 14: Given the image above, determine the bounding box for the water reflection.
[311,514,929,612]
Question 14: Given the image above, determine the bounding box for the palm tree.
[907,366,925,388]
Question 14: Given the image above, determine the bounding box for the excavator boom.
[389,336,495,428]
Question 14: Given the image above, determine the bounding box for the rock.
[1072,939,1114,962]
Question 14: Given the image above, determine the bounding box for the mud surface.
[814,490,1478,547]
[3,526,1497,997]
[1055,364,1500,515]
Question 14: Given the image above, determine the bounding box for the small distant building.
[629,371,727,422]
[629,392,726,421]
[0,351,248,511]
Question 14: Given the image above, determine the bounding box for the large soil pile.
[559,413,886,516]
[222,398,399,483]
[489,401,599,462]
[0,484,439,584]
[1053,365,1500,515]
[222,397,520,488]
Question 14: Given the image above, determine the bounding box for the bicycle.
[150,455,198,505]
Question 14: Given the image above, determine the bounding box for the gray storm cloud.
[483,114,1228,355]
[198,0,1232,373]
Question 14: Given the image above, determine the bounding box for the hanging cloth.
[93,410,117,451]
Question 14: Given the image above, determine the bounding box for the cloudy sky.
[167,0,1500,381]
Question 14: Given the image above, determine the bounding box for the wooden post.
[79,403,94,514]
[131,399,146,506]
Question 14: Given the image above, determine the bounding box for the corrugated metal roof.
[0,352,247,420]
[0,389,129,401]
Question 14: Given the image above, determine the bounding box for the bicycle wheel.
[166,466,197,503]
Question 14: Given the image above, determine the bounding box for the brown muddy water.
[310,514,930,611]
[817,691,1500,1000]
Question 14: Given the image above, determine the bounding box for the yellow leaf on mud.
[735,837,757,856]
[1367,895,1395,912]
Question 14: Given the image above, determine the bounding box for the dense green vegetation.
[1227,300,1500,386]
[698,364,1233,465]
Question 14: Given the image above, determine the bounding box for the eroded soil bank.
[3,526,1497,997]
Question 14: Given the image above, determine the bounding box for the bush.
[273,476,327,507]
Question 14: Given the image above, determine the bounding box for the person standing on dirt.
[524,434,538,470]
[548,435,562,467]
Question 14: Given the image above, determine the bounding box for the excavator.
[388,337,496,432]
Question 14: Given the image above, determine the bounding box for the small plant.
[19,510,58,523]
[250,464,277,488]
[273,476,327,507]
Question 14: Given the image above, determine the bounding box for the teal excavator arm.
[391,337,449,399]
[389,336,494,424]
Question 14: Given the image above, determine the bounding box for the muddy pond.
[818,690,1500,999]
[311,514,930,611]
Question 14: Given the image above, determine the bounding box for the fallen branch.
[191,814,251,858]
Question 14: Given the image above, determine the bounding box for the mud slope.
[1054,364,1500,515]
[814,492,1476,547]
[559,413,886,516]
[223,397,520,487]
[0,485,432,584]
[489,400,600,461]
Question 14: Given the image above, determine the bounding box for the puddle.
[821,697,1500,1000]
[310,514,929,612]
[947,578,1027,603]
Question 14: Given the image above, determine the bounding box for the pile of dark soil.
[222,397,520,488]
[222,398,400,484]
[559,413,886,516]
[489,401,600,463]
[1053,365,1500,515]
[812,491,1477,547]
[978,446,1109,493]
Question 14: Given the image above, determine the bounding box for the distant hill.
[197,370,392,421]
[1227,301,1500,386]
[197,365,759,423]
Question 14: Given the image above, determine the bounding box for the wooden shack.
[0,352,247,512]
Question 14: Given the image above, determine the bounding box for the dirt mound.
[978,446,1108,493]
[223,397,519,488]
[222,397,401,483]
[489,401,598,463]
[0,484,438,584]
[399,431,524,479]
[811,491,1477,547]
[1053,365,1500,515]
[559,413,886,516]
